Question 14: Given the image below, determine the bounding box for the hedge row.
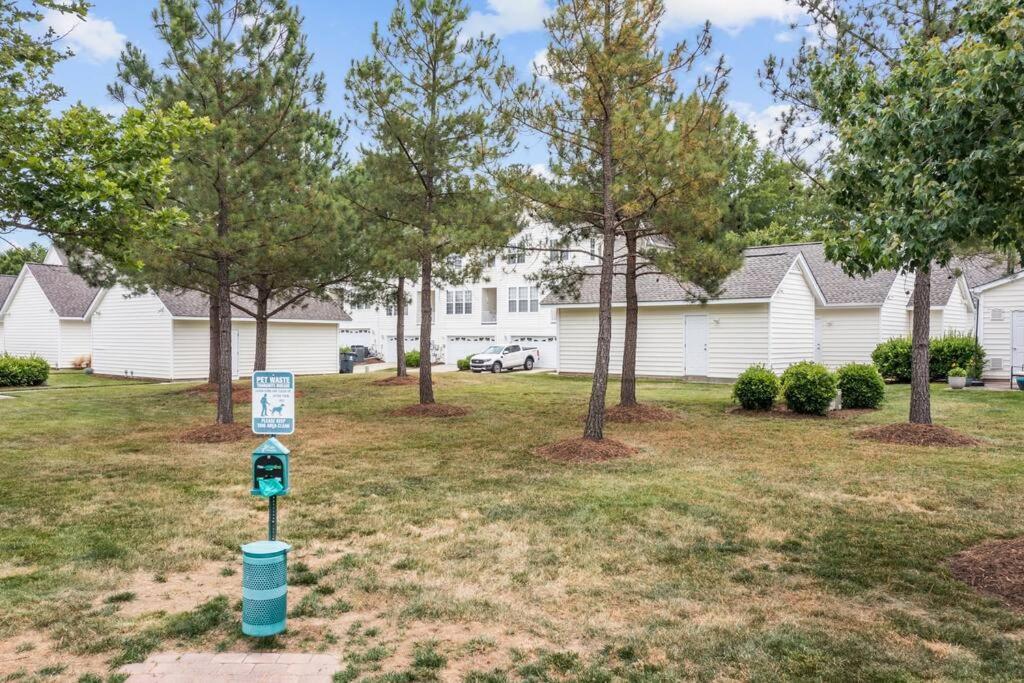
[0,354,49,387]
[872,333,985,382]
[734,361,885,414]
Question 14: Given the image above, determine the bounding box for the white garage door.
[339,328,374,351]
[509,336,557,368]
[384,335,420,364]
[446,336,495,365]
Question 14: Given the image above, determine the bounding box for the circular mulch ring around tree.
[373,375,428,387]
[177,422,254,443]
[388,403,470,418]
[535,437,635,463]
[949,537,1024,611]
[727,405,875,420]
[855,423,980,447]
[603,403,679,423]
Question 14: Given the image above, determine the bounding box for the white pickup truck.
[469,344,539,373]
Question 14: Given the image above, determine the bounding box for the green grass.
[1,371,1024,679]
[1,369,158,392]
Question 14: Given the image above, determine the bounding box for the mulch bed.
[388,403,470,418]
[535,437,635,463]
[177,422,254,443]
[855,423,980,447]
[949,537,1024,611]
[727,405,875,420]
[604,403,679,423]
[373,375,428,387]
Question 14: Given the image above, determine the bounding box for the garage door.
[384,335,420,364]
[446,336,495,365]
[339,328,374,351]
[509,336,557,368]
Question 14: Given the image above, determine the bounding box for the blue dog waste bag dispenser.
[241,540,291,636]
[251,437,290,496]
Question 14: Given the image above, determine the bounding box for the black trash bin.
[339,352,357,374]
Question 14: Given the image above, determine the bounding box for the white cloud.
[663,0,802,33]
[731,100,830,162]
[530,48,550,78]
[774,30,795,43]
[465,0,551,37]
[530,163,554,180]
[43,9,125,62]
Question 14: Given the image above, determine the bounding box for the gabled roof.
[908,266,973,310]
[744,243,899,305]
[542,250,821,306]
[0,275,15,312]
[9,263,101,319]
[954,253,1018,289]
[88,286,350,322]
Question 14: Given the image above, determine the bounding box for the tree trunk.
[253,292,269,373]
[216,257,234,424]
[418,257,435,404]
[208,296,220,384]
[619,226,639,407]
[909,267,932,425]
[396,276,407,378]
[582,108,617,441]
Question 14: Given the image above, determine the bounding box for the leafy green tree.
[345,0,521,406]
[1,2,199,268]
[0,242,46,275]
[111,0,350,421]
[764,0,961,425]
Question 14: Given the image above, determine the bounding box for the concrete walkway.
[120,652,340,681]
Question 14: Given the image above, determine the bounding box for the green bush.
[781,361,837,416]
[457,355,473,371]
[872,338,912,383]
[732,365,780,410]
[0,354,49,387]
[836,363,885,409]
[948,365,967,378]
[930,333,985,380]
[404,350,420,368]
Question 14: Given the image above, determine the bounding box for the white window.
[508,286,539,313]
[546,239,569,262]
[447,255,464,268]
[385,302,409,317]
[505,246,526,264]
[446,290,472,315]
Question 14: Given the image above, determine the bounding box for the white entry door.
[684,314,708,376]
[1012,311,1024,371]
[814,317,824,363]
[231,329,241,380]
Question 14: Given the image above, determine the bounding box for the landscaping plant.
[457,355,473,372]
[781,361,837,416]
[732,365,780,411]
[930,334,985,380]
[0,354,49,387]
[949,365,967,378]
[836,363,886,410]
[404,351,421,369]
[871,338,913,383]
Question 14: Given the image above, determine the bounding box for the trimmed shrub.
[836,363,885,409]
[781,361,837,416]
[872,338,912,383]
[0,354,50,387]
[732,365,780,410]
[948,365,967,378]
[457,355,472,371]
[404,350,421,368]
[930,333,985,380]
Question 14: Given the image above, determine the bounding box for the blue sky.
[9,0,808,248]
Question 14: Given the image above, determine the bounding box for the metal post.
[268,495,277,541]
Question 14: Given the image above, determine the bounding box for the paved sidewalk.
[120,652,340,681]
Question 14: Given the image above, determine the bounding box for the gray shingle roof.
[744,243,898,305]
[953,253,1016,289]
[26,264,100,318]
[0,275,15,310]
[919,267,961,308]
[156,289,350,322]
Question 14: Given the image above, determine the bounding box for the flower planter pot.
[1016,377,1024,391]
[948,376,967,390]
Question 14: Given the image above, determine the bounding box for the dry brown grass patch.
[373,375,421,387]
[856,423,980,447]
[535,437,635,463]
[728,405,875,420]
[388,403,470,418]
[604,403,679,423]
[177,422,254,443]
[949,537,1024,611]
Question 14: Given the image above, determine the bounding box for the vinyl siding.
[91,286,173,378]
[816,308,880,370]
[941,283,972,335]
[707,304,770,379]
[557,306,685,378]
[0,321,4,353]
[978,278,1024,379]
[880,272,914,340]
[3,271,60,365]
[768,262,815,373]
[172,320,209,379]
[929,311,945,339]
[58,320,92,368]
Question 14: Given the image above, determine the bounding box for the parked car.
[470,344,539,373]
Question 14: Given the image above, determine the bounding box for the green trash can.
[241,540,291,637]
[339,351,357,374]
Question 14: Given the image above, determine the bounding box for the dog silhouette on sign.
[271,403,286,416]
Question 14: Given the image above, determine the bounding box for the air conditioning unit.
[991,357,1004,370]
[992,308,1004,321]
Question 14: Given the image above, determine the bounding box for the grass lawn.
[1,372,1023,681]
[1,369,159,393]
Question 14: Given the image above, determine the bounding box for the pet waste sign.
[252,371,295,435]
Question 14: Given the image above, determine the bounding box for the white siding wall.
[172,320,209,379]
[707,304,770,379]
[557,306,685,378]
[816,308,880,370]
[0,321,4,353]
[978,278,1024,379]
[941,283,972,335]
[929,311,945,339]
[58,320,92,368]
[91,287,173,378]
[880,272,914,340]
[3,272,60,365]
[768,262,815,373]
